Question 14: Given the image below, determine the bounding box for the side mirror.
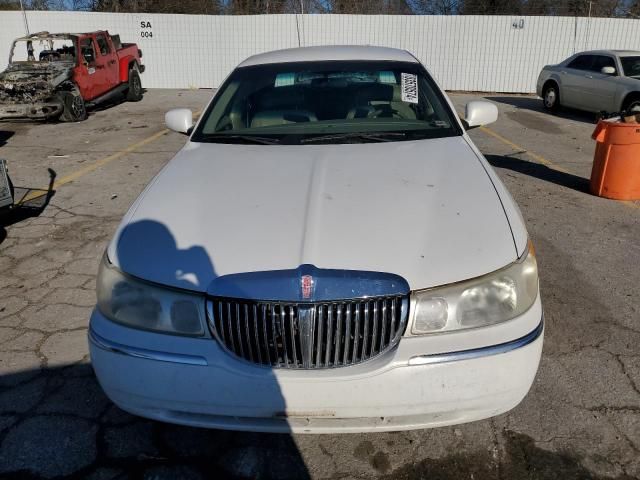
[165,108,194,135]
[601,66,616,75]
[464,100,498,129]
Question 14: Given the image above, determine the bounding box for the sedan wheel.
[628,100,640,113]
[543,85,559,111]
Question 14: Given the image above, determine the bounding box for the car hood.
[108,136,518,293]
[0,62,73,84]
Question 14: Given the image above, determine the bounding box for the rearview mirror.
[464,101,498,129]
[165,108,194,135]
[601,66,616,75]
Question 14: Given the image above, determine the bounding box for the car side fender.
[118,55,138,83]
[546,71,563,87]
[536,69,562,97]
[615,79,640,111]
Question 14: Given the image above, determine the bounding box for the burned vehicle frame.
[0,32,79,121]
[0,30,144,122]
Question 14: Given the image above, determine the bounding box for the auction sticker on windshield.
[401,73,418,103]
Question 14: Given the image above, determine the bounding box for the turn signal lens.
[412,297,448,334]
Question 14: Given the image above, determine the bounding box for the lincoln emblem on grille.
[301,274,314,299]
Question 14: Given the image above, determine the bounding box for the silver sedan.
[536,50,640,114]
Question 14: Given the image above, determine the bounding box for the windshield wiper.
[301,131,407,144]
[199,134,281,145]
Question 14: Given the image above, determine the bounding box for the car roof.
[577,49,640,57]
[238,45,418,67]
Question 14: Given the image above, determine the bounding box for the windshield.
[10,37,76,64]
[191,60,461,144]
[621,56,640,78]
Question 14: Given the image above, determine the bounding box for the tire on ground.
[542,82,560,112]
[57,91,87,122]
[622,94,640,113]
[126,68,143,102]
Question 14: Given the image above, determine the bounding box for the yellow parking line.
[20,128,168,203]
[53,128,169,190]
[21,110,202,203]
[479,125,640,211]
[479,126,571,173]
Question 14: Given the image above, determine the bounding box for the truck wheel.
[126,69,143,102]
[59,91,87,122]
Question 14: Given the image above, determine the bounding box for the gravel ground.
[0,89,638,479]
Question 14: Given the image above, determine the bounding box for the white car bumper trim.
[89,316,542,369]
[88,328,208,366]
[408,317,543,366]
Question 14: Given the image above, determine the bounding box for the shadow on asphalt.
[90,88,149,116]
[0,364,636,479]
[0,363,310,480]
[485,154,590,193]
[0,130,14,147]
[486,96,598,125]
[0,168,56,244]
[381,429,637,480]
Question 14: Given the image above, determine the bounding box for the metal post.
[19,0,30,36]
[585,0,593,51]
[298,0,304,47]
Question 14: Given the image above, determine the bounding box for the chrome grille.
[207,296,408,369]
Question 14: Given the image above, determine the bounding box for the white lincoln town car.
[89,46,543,433]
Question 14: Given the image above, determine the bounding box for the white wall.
[1,11,639,93]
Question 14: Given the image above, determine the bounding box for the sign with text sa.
[140,21,153,39]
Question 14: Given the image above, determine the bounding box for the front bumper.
[0,100,63,120]
[89,300,543,434]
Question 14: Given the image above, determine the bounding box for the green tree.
[459,0,521,14]
[91,0,221,13]
[0,0,20,10]
[407,0,460,14]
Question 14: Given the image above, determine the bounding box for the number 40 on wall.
[140,21,153,38]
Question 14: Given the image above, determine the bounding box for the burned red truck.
[0,31,145,122]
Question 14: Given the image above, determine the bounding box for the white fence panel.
[1,11,639,93]
[0,11,301,88]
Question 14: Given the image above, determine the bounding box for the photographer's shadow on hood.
[115,219,217,291]
[110,219,310,478]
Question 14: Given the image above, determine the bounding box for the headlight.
[97,255,205,336]
[409,241,538,335]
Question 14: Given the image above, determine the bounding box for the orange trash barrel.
[590,119,640,200]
